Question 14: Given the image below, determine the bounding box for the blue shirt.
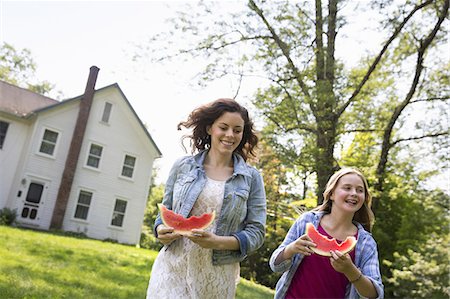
[269,211,384,299]
[154,150,267,265]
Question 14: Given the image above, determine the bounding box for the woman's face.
[331,173,366,213]
[207,111,244,156]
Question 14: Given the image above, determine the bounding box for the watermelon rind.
[158,203,216,235]
[305,222,357,257]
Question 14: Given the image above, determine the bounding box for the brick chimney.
[50,66,99,229]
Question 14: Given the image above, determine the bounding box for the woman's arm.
[233,169,267,255]
[190,169,266,254]
[153,157,184,237]
[187,231,240,250]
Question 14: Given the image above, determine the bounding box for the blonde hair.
[315,167,375,232]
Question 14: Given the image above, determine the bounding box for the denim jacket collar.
[192,149,252,177]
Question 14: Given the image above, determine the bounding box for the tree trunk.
[313,0,338,204]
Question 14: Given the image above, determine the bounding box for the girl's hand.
[329,250,355,274]
[284,234,316,259]
[186,229,218,249]
[156,224,181,245]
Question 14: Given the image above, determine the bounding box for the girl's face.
[331,173,365,213]
[207,111,244,156]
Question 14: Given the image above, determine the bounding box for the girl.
[270,167,384,299]
[147,99,266,298]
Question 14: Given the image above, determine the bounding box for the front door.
[21,182,44,221]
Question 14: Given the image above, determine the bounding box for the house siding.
[1,80,160,245]
[13,100,79,229]
[61,87,158,244]
[0,115,31,209]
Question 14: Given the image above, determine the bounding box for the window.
[0,121,9,149]
[25,183,44,204]
[111,199,127,227]
[101,102,112,123]
[74,190,92,220]
[121,155,136,178]
[39,129,58,155]
[87,144,103,168]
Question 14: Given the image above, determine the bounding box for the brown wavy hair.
[177,98,258,161]
[314,167,375,232]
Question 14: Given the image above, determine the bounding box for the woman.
[147,98,266,298]
[270,167,384,299]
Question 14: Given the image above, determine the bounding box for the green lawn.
[0,226,274,298]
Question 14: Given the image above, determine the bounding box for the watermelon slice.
[158,203,216,235]
[305,222,357,256]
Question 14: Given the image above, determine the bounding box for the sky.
[1,0,261,183]
[4,0,442,189]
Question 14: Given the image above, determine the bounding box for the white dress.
[146,178,240,299]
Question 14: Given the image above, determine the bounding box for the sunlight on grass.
[0,226,273,298]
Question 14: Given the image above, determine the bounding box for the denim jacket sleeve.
[232,168,267,259]
[349,230,384,299]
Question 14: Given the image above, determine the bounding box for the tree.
[0,42,53,94]
[139,0,449,206]
[137,0,450,293]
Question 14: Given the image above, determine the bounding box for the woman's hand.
[284,234,316,259]
[186,230,218,249]
[156,224,181,246]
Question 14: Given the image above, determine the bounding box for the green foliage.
[0,226,273,298]
[140,183,164,251]
[0,42,53,94]
[385,235,450,298]
[0,207,17,226]
[374,174,450,298]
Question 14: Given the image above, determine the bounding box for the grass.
[0,226,274,298]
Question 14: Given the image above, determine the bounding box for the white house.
[0,66,161,245]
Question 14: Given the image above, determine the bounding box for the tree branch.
[391,132,449,146]
[248,0,312,100]
[374,0,449,204]
[263,111,317,134]
[336,0,434,118]
[410,96,450,103]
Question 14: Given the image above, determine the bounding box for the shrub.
[140,227,163,251]
[0,208,17,226]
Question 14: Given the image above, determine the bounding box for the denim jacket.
[154,150,267,265]
[270,211,384,299]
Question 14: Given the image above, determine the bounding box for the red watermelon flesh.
[158,204,215,235]
[305,222,357,256]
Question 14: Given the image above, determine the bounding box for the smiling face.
[207,111,244,156]
[331,173,366,213]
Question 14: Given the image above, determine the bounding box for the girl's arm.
[269,213,315,273]
[346,267,378,299]
[274,234,316,264]
[330,234,384,299]
[330,251,378,298]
